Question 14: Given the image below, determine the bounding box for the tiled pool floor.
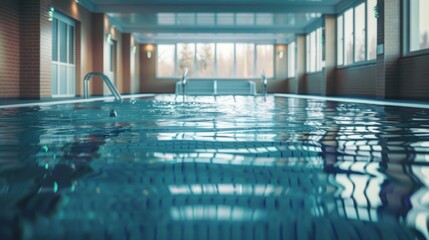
[0,95,428,239]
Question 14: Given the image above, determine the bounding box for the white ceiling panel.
[82,0,358,43]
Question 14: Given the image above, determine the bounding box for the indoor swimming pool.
[0,95,428,239]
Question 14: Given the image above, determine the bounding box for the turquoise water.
[0,95,428,239]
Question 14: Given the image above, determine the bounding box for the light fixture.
[74,0,79,3]
[107,33,112,43]
[48,7,55,21]
[132,45,137,54]
[145,44,154,59]
[278,50,284,59]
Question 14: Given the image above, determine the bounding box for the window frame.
[337,0,377,68]
[403,0,429,56]
[306,27,323,73]
[155,42,275,79]
[287,41,296,78]
[156,44,177,78]
[51,11,76,98]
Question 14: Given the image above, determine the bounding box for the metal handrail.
[261,70,268,96]
[181,68,188,97]
[83,72,123,101]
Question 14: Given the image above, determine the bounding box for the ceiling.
[81,0,359,44]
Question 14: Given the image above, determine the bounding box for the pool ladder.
[179,68,188,97]
[261,70,268,96]
[83,72,123,101]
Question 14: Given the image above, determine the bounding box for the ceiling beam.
[134,33,295,44]
[123,25,304,34]
[95,3,336,14]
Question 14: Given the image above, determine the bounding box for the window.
[409,0,429,52]
[217,43,235,78]
[256,45,274,77]
[109,40,116,83]
[287,42,296,78]
[306,34,310,71]
[196,43,215,77]
[354,3,366,62]
[316,28,323,71]
[344,9,354,65]
[337,15,344,65]
[177,43,195,77]
[306,27,323,73]
[337,0,377,66]
[236,43,255,78]
[367,0,377,60]
[157,45,175,77]
[156,43,274,78]
[310,31,316,72]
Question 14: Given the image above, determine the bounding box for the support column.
[323,16,337,96]
[376,0,401,99]
[294,35,306,94]
[122,33,132,94]
[92,13,105,96]
[19,0,53,99]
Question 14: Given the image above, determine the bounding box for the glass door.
[52,12,75,97]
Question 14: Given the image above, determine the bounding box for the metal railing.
[83,72,123,101]
[180,68,188,97]
[261,70,268,96]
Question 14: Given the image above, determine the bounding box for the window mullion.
[214,43,217,78]
[174,44,177,77]
[365,0,368,61]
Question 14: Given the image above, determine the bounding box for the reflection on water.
[0,95,428,239]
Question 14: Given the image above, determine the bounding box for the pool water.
[0,95,428,239]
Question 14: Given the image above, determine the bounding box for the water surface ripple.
[0,95,428,239]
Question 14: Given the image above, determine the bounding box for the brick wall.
[399,54,429,100]
[335,64,377,97]
[376,0,401,99]
[19,0,42,98]
[40,0,53,98]
[0,0,20,98]
[305,72,323,95]
[0,0,135,99]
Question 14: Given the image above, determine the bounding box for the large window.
[157,45,175,77]
[196,43,215,77]
[236,43,255,78]
[156,43,274,78]
[409,0,429,52]
[337,0,377,66]
[367,0,377,59]
[354,3,366,62]
[177,43,195,77]
[288,42,296,78]
[344,9,354,65]
[337,15,344,65]
[306,27,323,73]
[256,45,274,77]
[217,43,235,78]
